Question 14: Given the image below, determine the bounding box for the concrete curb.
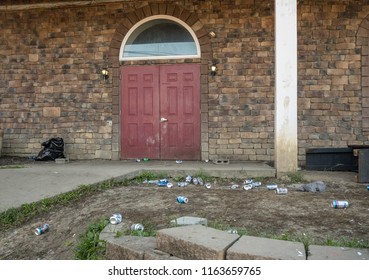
[101,224,369,260]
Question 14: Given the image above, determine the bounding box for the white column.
[274,0,298,175]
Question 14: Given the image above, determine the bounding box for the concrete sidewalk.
[0,159,275,212]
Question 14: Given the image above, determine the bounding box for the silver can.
[130,223,144,231]
[178,182,189,187]
[243,184,253,191]
[166,182,174,188]
[275,188,288,195]
[331,200,349,209]
[35,224,49,235]
[177,196,189,203]
[205,183,212,189]
[267,184,278,190]
[185,175,192,183]
[110,213,123,225]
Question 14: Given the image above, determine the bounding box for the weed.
[0,165,25,169]
[114,231,124,238]
[74,218,109,260]
[286,171,305,183]
[323,237,369,248]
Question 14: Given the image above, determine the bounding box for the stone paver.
[156,225,240,260]
[226,235,306,260]
[170,216,208,226]
[308,245,369,260]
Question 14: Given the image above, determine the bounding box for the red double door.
[121,64,201,160]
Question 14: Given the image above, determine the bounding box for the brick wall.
[1,0,369,165]
[298,0,369,165]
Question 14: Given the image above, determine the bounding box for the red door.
[121,64,200,160]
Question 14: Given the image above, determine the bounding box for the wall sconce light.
[101,67,109,80]
[210,64,217,76]
[209,31,216,38]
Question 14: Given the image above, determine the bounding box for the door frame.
[107,4,212,161]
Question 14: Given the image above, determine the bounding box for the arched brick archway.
[108,3,212,160]
[356,15,369,134]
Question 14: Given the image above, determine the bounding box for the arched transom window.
[120,16,201,61]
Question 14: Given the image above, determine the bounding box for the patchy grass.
[0,178,131,231]
[74,218,109,260]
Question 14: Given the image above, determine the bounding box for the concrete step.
[100,223,181,260]
[226,235,306,260]
[308,245,369,260]
[100,223,367,260]
[156,225,240,260]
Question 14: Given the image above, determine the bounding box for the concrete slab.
[0,159,275,212]
[170,216,208,226]
[156,224,240,260]
[226,236,306,260]
[308,245,369,260]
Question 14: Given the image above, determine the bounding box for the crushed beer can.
[178,182,189,187]
[231,184,239,189]
[331,200,349,209]
[166,182,174,188]
[177,196,189,203]
[243,184,253,191]
[157,179,169,186]
[110,213,123,225]
[197,177,204,185]
[252,181,262,187]
[204,183,212,189]
[227,229,238,234]
[266,184,278,190]
[144,179,159,184]
[130,223,144,231]
[192,177,199,185]
[275,188,288,195]
[245,178,254,184]
[35,224,49,235]
[185,175,192,183]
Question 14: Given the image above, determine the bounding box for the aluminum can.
[177,196,189,203]
[197,177,204,185]
[178,182,189,187]
[166,182,173,188]
[227,229,238,234]
[331,200,349,209]
[243,184,253,191]
[157,179,168,186]
[185,175,192,183]
[35,224,49,235]
[144,179,159,184]
[130,223,144,231]
[245,178,254,184]
[252,181,262,187]
[231,184,239,189]
[275,188,288,195]
[192,177,199,185]
[267,184,278,190]
[367,185,369,191]
[110,213,122,225]
[205,183,212,189]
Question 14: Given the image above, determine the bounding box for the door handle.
[160,117,168,122]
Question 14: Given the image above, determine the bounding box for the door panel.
[121,66,160,159]
[121,64,200,160]
[160,64,200,160]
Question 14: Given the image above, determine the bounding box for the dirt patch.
[0,159,368,260]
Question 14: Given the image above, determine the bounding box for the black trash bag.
[35,137,65,161]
